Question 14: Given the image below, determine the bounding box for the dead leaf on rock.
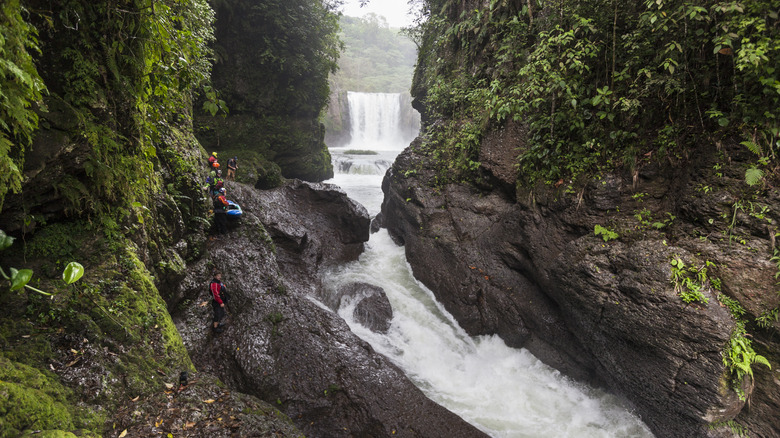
[119,430,128,438]
[131,396,140,402]
[155,418,164,427]
[185,421,196,429]
[203,399,216,404]
[199,301,208,307]
[164,382,174,389]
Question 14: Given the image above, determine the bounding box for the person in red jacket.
[208,151,218,169]
[210,271,228,333]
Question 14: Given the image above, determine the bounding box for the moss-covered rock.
[196,115,333,182]
[0,380,73,436]
[0,356,99,437]
[201,147,285,190]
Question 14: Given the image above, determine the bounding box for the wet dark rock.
[370,212,383,233]
[229,179,370,296]
[354,290,394,334]
[0,104,92,233]
[330,282,394,334]
[381,137,780,438]
[173,180,486,438]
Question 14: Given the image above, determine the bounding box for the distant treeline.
[330,14,417,94]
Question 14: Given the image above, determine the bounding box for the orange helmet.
[213,162,220,168]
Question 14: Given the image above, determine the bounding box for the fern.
[741,140,762,156]
[754,354,771,368]
[745,166,764,186]
[709,420,750,437]
[722,321,772,400]
[756,308,779,329]
[594,224,619,242]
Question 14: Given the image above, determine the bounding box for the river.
[322,92,654,438]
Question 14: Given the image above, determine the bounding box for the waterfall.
[329,91,419,181]
[347,91,410,151]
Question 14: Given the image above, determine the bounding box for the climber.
[206,170,224,198]
[213,170,224,194]
[208,151,218,169]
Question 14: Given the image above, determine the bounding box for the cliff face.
[0,2,307,435]
[383,134,780,436]
[382,0,780,436]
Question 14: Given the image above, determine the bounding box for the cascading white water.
[328,91,418,209]
[324,94,654,437]
[347,91,406,150]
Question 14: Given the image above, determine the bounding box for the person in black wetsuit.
[213,187,228,235]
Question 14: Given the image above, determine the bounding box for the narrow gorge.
[1,1,778,438]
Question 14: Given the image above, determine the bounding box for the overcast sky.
[339,0,416,28]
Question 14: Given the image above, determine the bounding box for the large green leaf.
[10,268,33,291]
[0,230,14,250]
[62,262,85,285]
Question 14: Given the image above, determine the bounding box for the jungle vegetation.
[410,0,779,188]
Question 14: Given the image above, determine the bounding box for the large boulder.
[326,282,394,334]
[173,180,486,438]
[353,286,394,334]
[236,179,370,294]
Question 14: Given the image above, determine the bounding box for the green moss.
[210,148,285,189]
[0,356,71,404]
[22,221,88,262]
[0,350,103,436]
[0,319,55,366]
[0,378,74,436]
[3,223,194,420]
[18,431,79,438]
